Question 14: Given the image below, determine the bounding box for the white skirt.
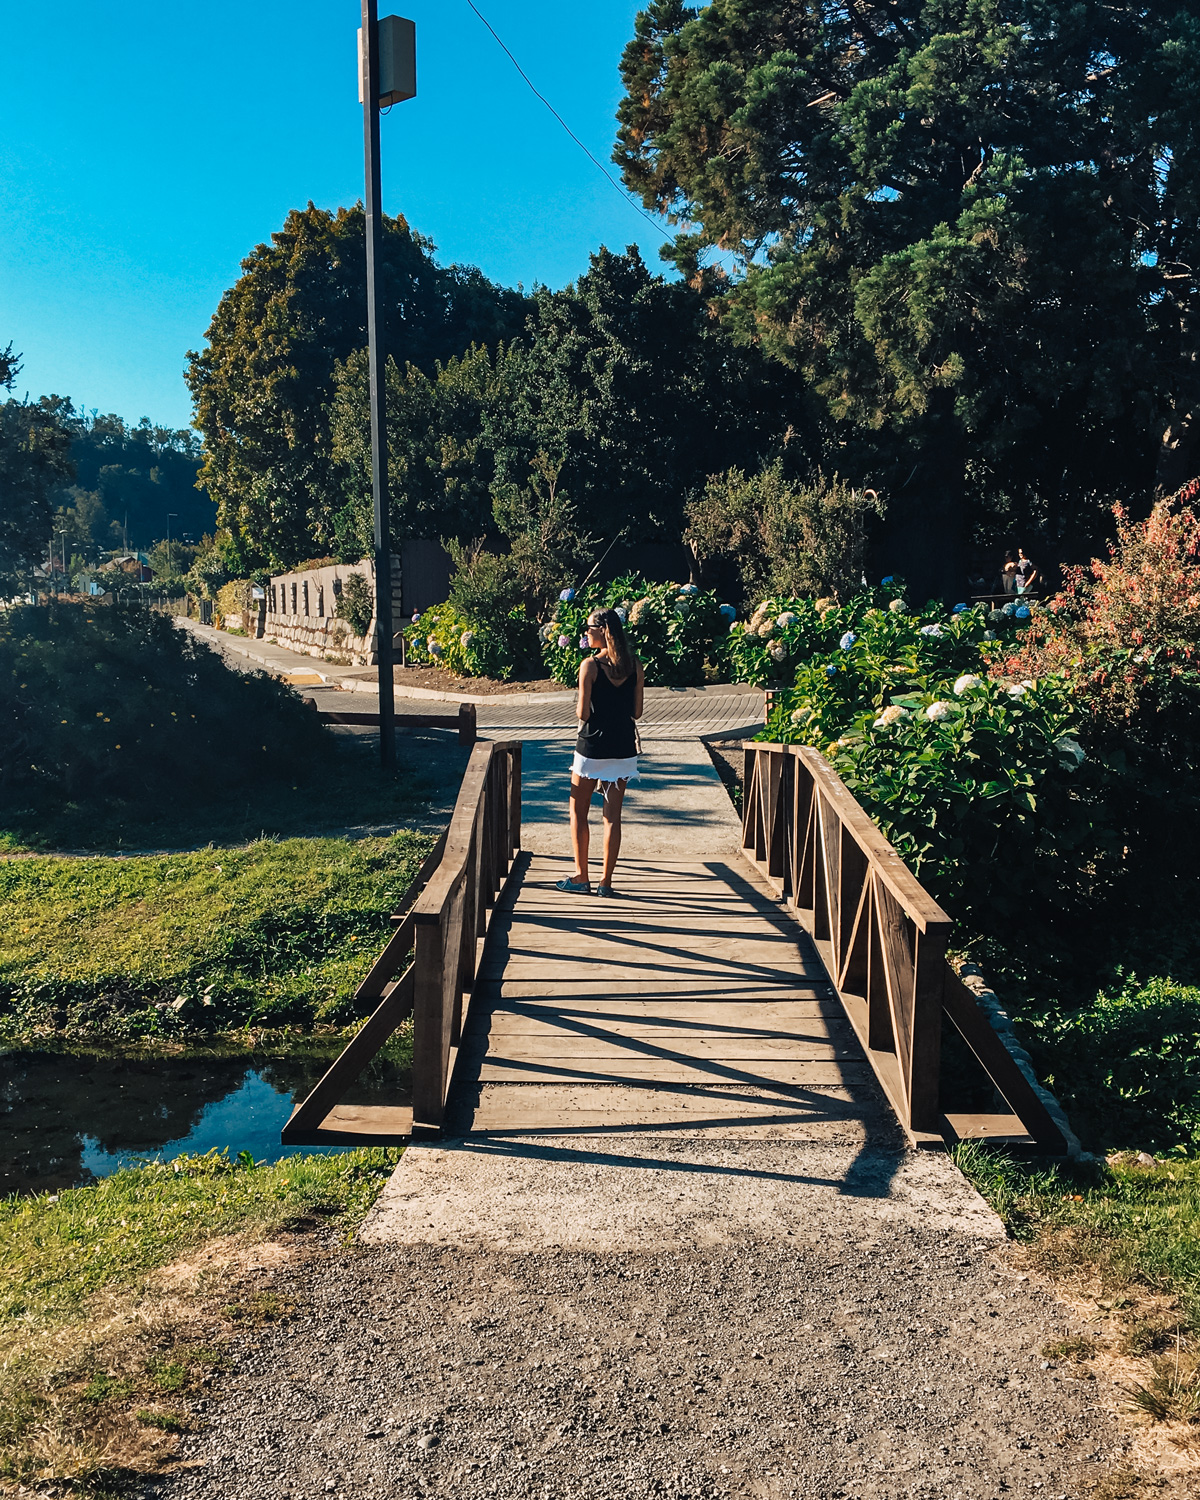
[571,752,639,784]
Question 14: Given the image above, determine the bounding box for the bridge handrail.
[411,739,522,1133]
[742,740,1066,1151]
[281,738,521,1144]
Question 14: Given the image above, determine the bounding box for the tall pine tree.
[615,1,1200,593]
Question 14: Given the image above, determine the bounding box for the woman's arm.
[633,660,645,720]
[577,657,597,723]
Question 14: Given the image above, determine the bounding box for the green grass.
[0,1148,399,1325]
[954,1145,1200,1325]
[0,729,464,852]
[0,829,433,1039]
[0,1148,399,1490]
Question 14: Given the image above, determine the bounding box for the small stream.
[0,1047,410,1195]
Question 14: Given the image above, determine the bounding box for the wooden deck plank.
[465,1036,860,1060]
[446,855,889,1140]
[474,1059,871,1084]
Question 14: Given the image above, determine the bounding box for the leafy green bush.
[214,578,252,630]
[539,574,731,687]
[0,601,326,803]
[727,579,1033,687]
[1018,976,1200,1155]
[686,463,885,604]
[403,598,531,681]
[335,571,374,637]
[756,590,1112,938]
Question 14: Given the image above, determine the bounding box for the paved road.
[177,618,765,742]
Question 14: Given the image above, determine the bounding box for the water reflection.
[0,1049,411,1195]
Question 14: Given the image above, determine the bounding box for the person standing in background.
[1015,546,1040,593]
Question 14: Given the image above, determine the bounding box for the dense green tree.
[614,1,1200,592]
[330,246,813,570]
[186,204,528,570]
[51,411,212,557]
[0,351,74,594]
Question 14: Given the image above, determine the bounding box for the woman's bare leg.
[600,779,627,886]
[569,775,596,882]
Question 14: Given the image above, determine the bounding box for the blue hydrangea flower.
[826,664,839,677]
[1015,605,1031,620]
[579,633,589,649]
[559,587,575,602]
[881,575,895,585]
[719,603,737,619]
[839,631,856,650]
[680,583,700,595]
[952,602,968,614]
[919,624,943,637]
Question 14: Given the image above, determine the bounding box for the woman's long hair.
[592,608,637,681]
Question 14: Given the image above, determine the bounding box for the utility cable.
[463,0,671,239]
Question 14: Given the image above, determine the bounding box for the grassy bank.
[957,1146,1200,1465]
[0,830,434,1039]
[0,1148,399,1492]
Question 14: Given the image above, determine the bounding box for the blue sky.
[1,1,666,431]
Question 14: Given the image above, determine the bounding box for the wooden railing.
[303,698,477,745]
[742,742,1066,1153]
[411,739,522,1133]
[282,739,521,1144]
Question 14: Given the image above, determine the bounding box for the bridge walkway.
[445,853,894,1143]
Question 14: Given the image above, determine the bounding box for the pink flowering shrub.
[997,487,1200,743]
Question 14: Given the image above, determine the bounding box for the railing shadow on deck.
[741,742,1068,1154]
[281,740,522,1145]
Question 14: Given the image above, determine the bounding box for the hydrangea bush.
[539,574,729,687]
[756,588,1111,935]
[401,600,528,681]
[724,578,1032,688]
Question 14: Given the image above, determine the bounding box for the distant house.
[99,553,153,583]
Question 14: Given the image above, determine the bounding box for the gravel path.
[161,1175,1124,1500]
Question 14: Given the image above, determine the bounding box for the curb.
[956,963,1084,1158]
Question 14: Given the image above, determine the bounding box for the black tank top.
[576,663,637,760]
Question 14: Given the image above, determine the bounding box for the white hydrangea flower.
[953,673,982,696]
[790,705,814,725]
[776,611,797,628]
[1054,735,1086,770]
[769,642,787,662]
[925,701,952,721]
[757,620,776,638]
[888,598,907,613]
[873,704,910,729]
[461,630,475,647]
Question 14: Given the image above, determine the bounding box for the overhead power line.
[463,0,669,239]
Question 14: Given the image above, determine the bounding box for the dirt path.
[162,1141,1127,1500]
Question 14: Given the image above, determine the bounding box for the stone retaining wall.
[264,557,403,666]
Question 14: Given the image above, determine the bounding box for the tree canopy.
[0,349,74,594]
[329,247,813,573]
[185,204,528,571]
[53,412,213,560]
[615,1,1200,592]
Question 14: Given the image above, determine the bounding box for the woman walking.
[555,608,644,897]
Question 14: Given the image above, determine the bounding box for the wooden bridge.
[283,739,1065,1154]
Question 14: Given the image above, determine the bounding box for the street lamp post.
[359,4,416,770]
[167,513,177,578]
[59,529,68,594]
